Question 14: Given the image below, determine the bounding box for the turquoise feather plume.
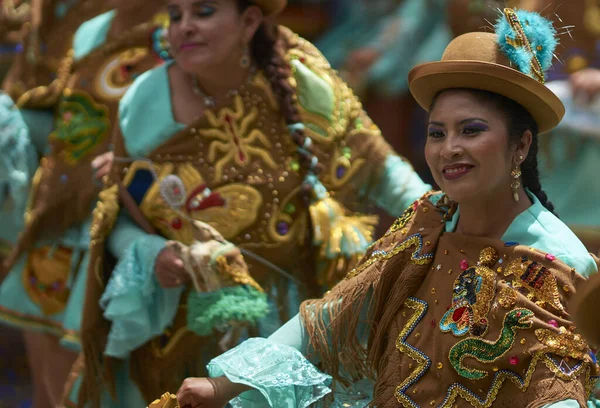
[495,8,557,81]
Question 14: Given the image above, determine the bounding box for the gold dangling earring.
[240,44,250,68]
[511,155,523,202]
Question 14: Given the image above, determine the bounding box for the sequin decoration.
[345,234,434,280]
[440,248,498,337]
[387,201,418,236]
[395,297,431,407]
[535,327,589,360]
[441,351,596,408]
[504,257,564,311]
[497,287,517,309]
[448,308,534,380]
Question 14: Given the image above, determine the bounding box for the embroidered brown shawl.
[301,192,599,407]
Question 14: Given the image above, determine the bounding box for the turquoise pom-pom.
[495,9,557,80]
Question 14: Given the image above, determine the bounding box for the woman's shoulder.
[119,63,173,155]
[119,63,170,123]
[511,199,598,278]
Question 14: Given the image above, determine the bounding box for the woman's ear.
[241,5,263,44]
[515,129,533,163]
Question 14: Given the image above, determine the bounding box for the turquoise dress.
[316,0,451,96]
[66,54,433,405]
[0,10,126,350]
[206,192,598,407]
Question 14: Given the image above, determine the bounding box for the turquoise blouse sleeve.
[370,154,431,217]
[207,295,374,407]
[100,212,184,359]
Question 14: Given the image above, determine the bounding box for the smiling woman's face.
[425,89,515,204]
[166,0,258,73]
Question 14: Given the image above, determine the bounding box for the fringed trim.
[300,193,449,389]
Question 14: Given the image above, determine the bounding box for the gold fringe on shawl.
[300,192,450,393]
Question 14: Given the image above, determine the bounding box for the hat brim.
[408,61,565,134]
[253,0,286,16]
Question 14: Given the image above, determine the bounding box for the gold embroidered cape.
[301,192,599,407]
[80,26,399,405]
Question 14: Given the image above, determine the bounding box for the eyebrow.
[428,118,489,126]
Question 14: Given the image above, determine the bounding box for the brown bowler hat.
[252,0,286,16]
[408,31,565,134]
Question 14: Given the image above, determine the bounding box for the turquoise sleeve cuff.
[100,234,183,359]
[371,155,430,217]
[207,338,332,408]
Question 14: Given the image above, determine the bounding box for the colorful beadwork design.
[440,248,499,337]
[50,91,109,165]
[535,327,589,360]
[387,201,418,236]
[504,257,563,311]
[201,95,277,181]
[345,234,434,280]
[448,308,534,380]
[441,351,596,407]
[395,297,431,407]
[497,287,517,309]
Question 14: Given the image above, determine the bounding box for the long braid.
[520,133,557,214]
[250,24,322,202]
[236,0,322,202]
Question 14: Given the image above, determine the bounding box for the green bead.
[355,118,364,129]
[285,203,296,214]
[342,147,352,159]
[290,161,300,172]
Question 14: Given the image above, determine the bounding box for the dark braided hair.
[236,0,322,202]
[430,89,557,216]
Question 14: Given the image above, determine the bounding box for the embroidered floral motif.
[440,247,499,337]
[201,95,277,181]
[395,297,431,407]
[448,308,534,380]
[504,257,563,311]
[50,90,109,165]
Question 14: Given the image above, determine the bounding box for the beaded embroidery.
[441,351,597,408]
[504,257,563,311]
[448,308,534,380]
[201,95,277,181]
[535,326,589,360]
[395,297,431,407]
[345,234,435,280]
[440,248,499,337]
[387,201,418,236]
[50,90,109,165]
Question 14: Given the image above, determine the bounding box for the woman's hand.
[154,246,189,288]
[91,151,114,180]
[176,377,247,408]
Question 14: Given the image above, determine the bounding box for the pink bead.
[509,356,520,365]
[548,319,559,328]
[545,254,556,261]
[460,259,469,271]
